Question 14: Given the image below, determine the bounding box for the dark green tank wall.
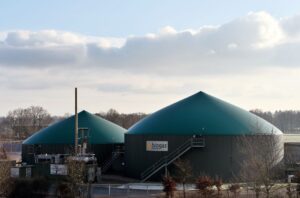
[124,134,283,181]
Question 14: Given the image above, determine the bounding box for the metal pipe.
[75,87,78,155]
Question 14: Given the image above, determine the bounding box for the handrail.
[140,137,204,182]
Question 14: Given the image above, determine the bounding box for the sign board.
[146,141,168,152]
[50,164,68,175]
[10,167,19,178]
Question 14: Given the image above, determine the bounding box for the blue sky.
[1,0,299,36]
[1,1,300,116]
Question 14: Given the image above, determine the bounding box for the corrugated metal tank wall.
[125,134,283,181]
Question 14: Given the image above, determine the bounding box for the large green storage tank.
[22,110,126,165]
[125,91,283,180]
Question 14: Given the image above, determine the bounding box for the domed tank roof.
[23,110,126,144]
[128,92,282,136]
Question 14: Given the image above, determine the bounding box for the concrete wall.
[283,134,300,143]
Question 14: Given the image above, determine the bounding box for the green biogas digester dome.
[23,110,125,145]
[124,92,283,181]
[128,91,281,136]
[22,110,126,164]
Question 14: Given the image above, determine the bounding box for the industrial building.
[125,91,283,181]
[21,91,300,182]
[22,110,126,171]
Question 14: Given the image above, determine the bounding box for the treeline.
[0,106,61,139]
[97,109,300,133]
[250,109,300,133]
[96,108,148,129]
[1,106,300,140]
[0,107,147,140]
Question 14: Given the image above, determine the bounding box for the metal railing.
[90,183,296,198]
[91,183,163,197]
[140,137,205,182]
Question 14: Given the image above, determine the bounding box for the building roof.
[23,110,126,144]
[128,91,282,136]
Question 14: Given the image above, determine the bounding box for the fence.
[89,183,300,198]
[0,140,22,153]
[2,181,300,197]
[91,183,163,197]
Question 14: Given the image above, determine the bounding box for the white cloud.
[4,30,81,47]
[159,26,177,35]
[227,43,238,49]
[281,14,300,37]
[2,11,300,115]
[0,11,297,74]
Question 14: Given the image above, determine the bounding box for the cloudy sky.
[1,1,300,116]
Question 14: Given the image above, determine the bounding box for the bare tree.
[162,175,177,198]
[96,108,147,129]
[0,160,12,197]
[250,109,300,133]
[5,106,52,139]
[237,133,283,198]
[173,158,192,198]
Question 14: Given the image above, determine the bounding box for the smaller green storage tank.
[22,110,126,165]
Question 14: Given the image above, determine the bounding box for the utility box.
[11,165,33,178]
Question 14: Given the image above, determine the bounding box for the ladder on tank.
[140,137,205,182]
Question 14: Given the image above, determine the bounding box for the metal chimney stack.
[75,87,78,155]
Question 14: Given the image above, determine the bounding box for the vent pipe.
[75,87,78,155]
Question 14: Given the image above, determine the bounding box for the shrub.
[162,175,177,198]
[7,177,50,198]
[196,175,214,197]
[56,183,74,198]
[0,160,12,196]
[214,176,223,197]
[229,184,240,198]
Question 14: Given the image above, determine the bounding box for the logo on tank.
[146,141,168,152]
